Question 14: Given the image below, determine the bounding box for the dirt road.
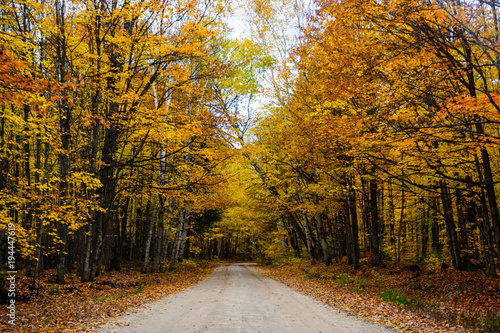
[97,263,394,333]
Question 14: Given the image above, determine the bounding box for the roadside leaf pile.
[258,260,500,333]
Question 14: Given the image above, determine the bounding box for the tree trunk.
[142,195,157,273]
[431,196,441,254]
[152,195,165,272]
[169,207,185,270]
[313,194,331,265]
[369,178,381,266]
[55,0,70,284]
[439,180,462,270]
[295,169,316,265]
[82,0,102,282]
[468,199,497,277]
[421,206,429,260]
[31,137,43,288]
[89,211,102,280]
[159,198,174,271]
[397,179,405,262]
[478,147,500,269]
[308,159,331,265]
[348,177,360,270]
[275,215,287,250]
[455,188,469,265]
[178,213,190,261]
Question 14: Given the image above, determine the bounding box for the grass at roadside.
[0,260,216,333]
[257,260,500,333]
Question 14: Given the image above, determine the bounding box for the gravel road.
[97,263,394,333]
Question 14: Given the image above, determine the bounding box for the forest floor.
[257,259,500,333]
[0,260,215,333]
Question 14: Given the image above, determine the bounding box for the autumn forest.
[1,0,500,331]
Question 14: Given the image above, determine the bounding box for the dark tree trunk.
[468,199,497,277]
[455,188,469,266]
[152,196,165,272]
[55,0,70,284]
[440,181,462,270]
[431,198,441,254]
[178,213,190,261]
[348,178,360,270]
[369,178,381,266]
[421,206,429,260]
[142,196,157,273]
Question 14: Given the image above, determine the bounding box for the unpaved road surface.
[97,263,394,333]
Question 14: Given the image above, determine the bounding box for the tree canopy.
[2,0,500,286]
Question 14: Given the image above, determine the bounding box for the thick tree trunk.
[397,179,406,262]
[81,213,93,283]
[142,195,157,273]
[440,180,462,270]
[369,178,381,266]
[159,199,174,271]
[312,193,331,265]
[468,200,497,277]
[178,213,190,261]
[478,147,500,269]
[55,0,70,284]
[431,196,441,254]
[82,0,102,282]
[295,169,316,265]
[83,122,99,282]
[89,212,102,281]
[152,196,165,272]
[474,154,498,276]
[344,206,353,265]
[455,189,469,264]
[347,177,360,270]
[31,137,43,288]
[275,215,287,250]
[169,207,185,270]
[307,159,331,265]
[421,206,429,260]
[286,211,309,252]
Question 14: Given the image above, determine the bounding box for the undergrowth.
[259,260,500,333]
[0,260,216,333]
